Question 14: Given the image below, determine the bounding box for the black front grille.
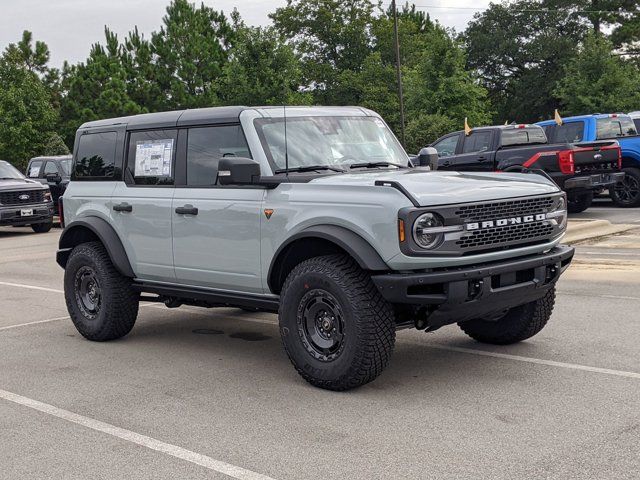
[0,189,46,206]
[456,222,554,249]
[455,196,555,222]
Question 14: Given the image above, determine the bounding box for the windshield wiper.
[274,165,346,174]
[349,161,406,169]
[0,177,20,180]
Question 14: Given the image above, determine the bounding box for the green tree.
[554,34,640,114]
[151,0,234,109]
[464,0,586,122]
[60,28,145,146]
[370,4,493,150]
[219,14,311,105]
[271,0,377,104]
[0,33,59,170]
[42,132,71,156]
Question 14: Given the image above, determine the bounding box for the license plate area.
[20,208,33,217]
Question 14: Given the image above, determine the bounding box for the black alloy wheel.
[74,266,102,319]
[298,289,346,362]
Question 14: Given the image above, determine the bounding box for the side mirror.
[217,157,261,185]
[46,173,62,183]
[418,147,439,170]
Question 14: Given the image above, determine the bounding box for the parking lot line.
[0,281,63,294]
[0,388,277,480]
[0,316,69,331]
[416,343,640,380]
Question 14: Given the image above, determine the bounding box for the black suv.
[0,160,54,233]
[25,155,72,214]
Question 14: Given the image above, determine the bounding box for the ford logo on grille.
[18,194,30,200]
[466,214,546,231]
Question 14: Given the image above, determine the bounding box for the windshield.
[254,116,408,171]
[59,159,72,176]
[501,127,547,147]
[0,161,25,180]
[596,116,637,139]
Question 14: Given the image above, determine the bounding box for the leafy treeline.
[1,0,640,169]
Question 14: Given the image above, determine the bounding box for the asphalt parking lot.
[1,222,639,479]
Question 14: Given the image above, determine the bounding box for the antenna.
[283,104,289,178]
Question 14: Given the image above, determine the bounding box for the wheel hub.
[297,289,345,362]
[74,266,102,319]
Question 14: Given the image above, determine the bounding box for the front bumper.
[372,245,574,328]
[0,203,54,226]
[562,172,625,190]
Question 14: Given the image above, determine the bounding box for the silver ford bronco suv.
[57,106,574,391]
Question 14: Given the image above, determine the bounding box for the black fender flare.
[57,217,134,278]
[267,224,389,293]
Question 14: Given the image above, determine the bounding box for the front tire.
[64,241,139,341]
[611,167,640,207]
[31,221,53,233]
[458,287,556,345]
[567,191,593,213]
[279,254,396,391]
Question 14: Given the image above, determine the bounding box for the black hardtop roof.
[79,106,249,130]
[78,105,375,131]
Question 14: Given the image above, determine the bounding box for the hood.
[309,169,559,207]
[0,178,47,190]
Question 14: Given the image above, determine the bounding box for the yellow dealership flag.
[464,117,472,135]
[554,109,563,125]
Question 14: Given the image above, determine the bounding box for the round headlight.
[557,196,567,230]
[413,212,444,249]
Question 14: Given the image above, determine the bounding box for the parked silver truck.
[56,106,573,390]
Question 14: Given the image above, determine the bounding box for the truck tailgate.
[573,141,620,171]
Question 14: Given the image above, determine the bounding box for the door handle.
[442,161,451,167]
[477,156,487,161]
[175,205,198,215]
[113,203,132,212]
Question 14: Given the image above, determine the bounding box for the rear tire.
[279,254,396,391]
[611,167,640,207]
[64,241,139,341]
[458,288,555,345]
[567,191,593,213]
[31,221,53,233]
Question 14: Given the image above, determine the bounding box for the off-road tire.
[64,241,139,341]
[458,287,556,345]
[31,221,53,233]
[279,254,396,391]
[611,167,640,208]
[567,191,593,213]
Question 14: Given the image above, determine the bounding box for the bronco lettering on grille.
[466,213,546,231]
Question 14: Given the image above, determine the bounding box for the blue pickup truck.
[537,114,640,207]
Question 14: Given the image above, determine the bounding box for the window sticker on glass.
[29,164,41,177]
[134,139,174,177]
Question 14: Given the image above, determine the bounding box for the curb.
[564,219,637,245]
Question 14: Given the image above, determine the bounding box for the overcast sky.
[0,0,493,68]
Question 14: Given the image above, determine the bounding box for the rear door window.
[462,131,493,154]
[126,129,177,186]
